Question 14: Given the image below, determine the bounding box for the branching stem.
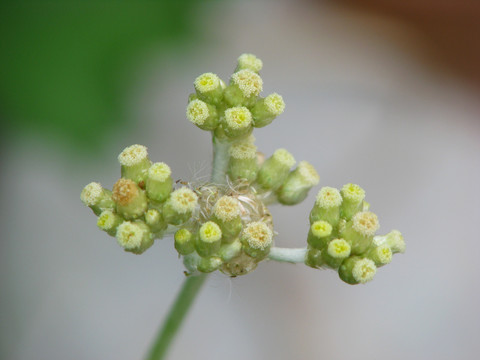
[268,247,307,263]
[145,134,306,360]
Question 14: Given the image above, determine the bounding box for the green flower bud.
[256,149,296,191]
[197,256,223,273]
[163,187,198,225]
[341,211,379,255]
[188,93,198,102]
[228,142,259,182]
[236,53,263,73]
[174,228,195,255]
[220,252,258,277]
[186,99,219,131]
[146,162,173,202]
[212,195,243,242]
[310,187,342,226]
[241,221,273,260]
[183,252,201,274]
[305,247,324,269]
[195,221,222,257]
[340,183,366,220]
[223,107,253,138]
[307,220,333,250]
[219,239,242,262]
[118,144,152,183]
[277,161,320,205]
[116,220,153,255]
[338,257,377,285]
[112,178,148,220]
[251,93,285,128]
[194,72,223,105]
[97,210,123,236]
[373,230,405,254]
[144,209,168,236]
[224,69,263,107]
[80,182,115,215]
[366,244,392,267]
[322,239,351,269]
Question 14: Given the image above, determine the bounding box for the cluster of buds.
[81,54,404,284]
[305,185,405,284]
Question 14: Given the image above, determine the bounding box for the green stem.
[146,133,230,360]
[211,135,232,184]
[145,274,208,360]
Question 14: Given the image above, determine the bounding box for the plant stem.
[146,134,230,360]
[211,135,232,184]
[145,274,208,360]
[268,247,307,263]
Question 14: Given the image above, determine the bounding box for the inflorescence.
[81,54,405,284]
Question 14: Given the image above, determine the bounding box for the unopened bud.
[186,99,219,131]
[212,196,243,242]
[224,69,263,107]
[310,187,342,227]
[236,53,263,73]
[277,161,319,205]
[339,257,377,285]
[197,256,223,273]
[195,221,222,257]
[241,222,273,260]
[146,162,173,202]
[118,145,151,183]
[223,107,253,138]
[228,142,259,182]
[163,187,198,225]
[307,220,333,250]
[194,72,223,105]
[174,228,195,255]
[97,210,123,236]
[340,183,365,220]
[116,221,153,255]
[373,230,405,254]
[256,149,295,191]
[251,93,285,128]
[322,239,351,269]
[80,182,115,215]
[341,211,379,255]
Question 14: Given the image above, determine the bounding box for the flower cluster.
[305,185,405,284]
[81,54,404,284]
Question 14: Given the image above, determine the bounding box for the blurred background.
[1,0,480,359]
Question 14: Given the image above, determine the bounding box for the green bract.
[81,54,404,284]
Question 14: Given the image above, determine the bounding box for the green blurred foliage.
[0,0,200,153]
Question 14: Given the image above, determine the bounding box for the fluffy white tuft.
[352,211,379,237]
[231,69,263,97]
[118,145,148,167]
[169,187,198,214]
[243,222,273,250]
[214,196,241,222]
[81,182,103,206]
[194,73,220,93]
[148,162,171,182]
[116,221,145,250]
[224,107,252,129]
[316,187,342,208]
[186,99,209,125]
[352,258,377,283]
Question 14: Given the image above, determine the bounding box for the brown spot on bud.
[112,178,138,206]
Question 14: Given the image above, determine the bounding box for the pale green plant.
[81,53,405,359]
